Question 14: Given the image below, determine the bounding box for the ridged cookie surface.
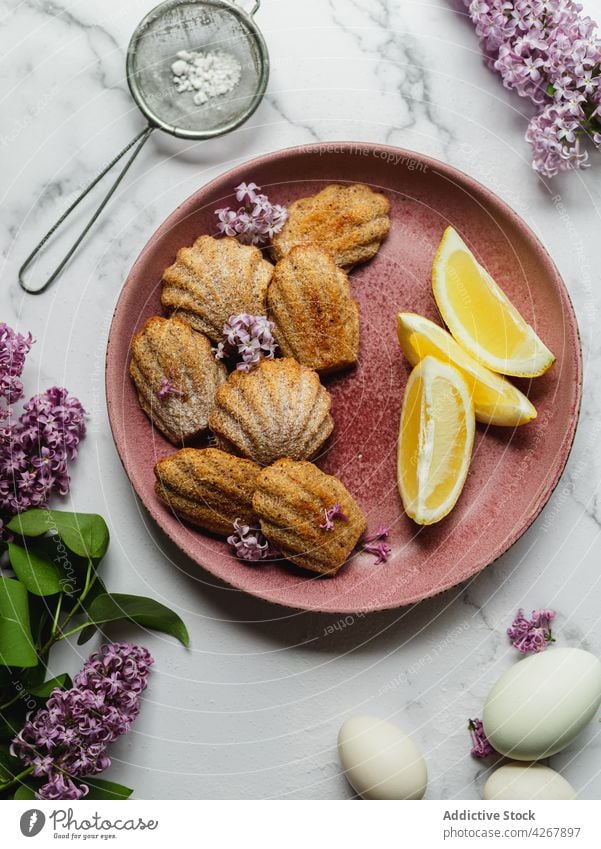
[154,448,261,536]
[268,244,359,374]
[162,235,274,342]
[129,316,227,445]
[271,183,390,269]
[253,459,367,575]
[209,358,333,466]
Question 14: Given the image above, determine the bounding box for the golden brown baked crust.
[271,183,390,269]
[208,357,333,466]
[268,244,359,374]
[154,447,261,536]
[253,459,367,575]
[129,316,227,445]
[161,235,274,342]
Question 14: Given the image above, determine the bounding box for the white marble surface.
[2,0,601,800]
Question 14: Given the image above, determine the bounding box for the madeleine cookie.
[154,447,261,536]
[209,357,333,466]
[271,183,390,269]
[268,244,359,374]
[253,459,367,575]
[129,316,226,445]
[162,235,274,342]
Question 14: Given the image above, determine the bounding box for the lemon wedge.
[398,355,475,525]
[397,313,536,427]
[432,226,555,377]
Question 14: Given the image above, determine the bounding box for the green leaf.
[8,544,61,597]
[26,536,90,597]
[82,778,133,800]
[8,510,110,560]
[13,783,37,800]
[0,578,38,668]
[546,82,555,96]
[78,593,189,646]
[28,673,72,698]
[7,510,55,538]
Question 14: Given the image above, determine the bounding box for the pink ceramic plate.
[106,143,582,613]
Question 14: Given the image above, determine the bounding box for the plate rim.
[105,141,583,613]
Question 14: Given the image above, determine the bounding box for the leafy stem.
[0,766,33,792]
[38,561,96,657]
[50,592,64,640]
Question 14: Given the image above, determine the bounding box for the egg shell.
[337,715,427,800]
[483,648,601,760]
[484,762,576,800]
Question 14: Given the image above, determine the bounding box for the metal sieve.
[19,0,269,294]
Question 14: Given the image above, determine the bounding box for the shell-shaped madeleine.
[154,447,260,536]
[253,459,367,575]
[209,358,333,466]
[268,244,359,374]
[161,235,274,342]
[271,183,390,269]
[129,316,227,445]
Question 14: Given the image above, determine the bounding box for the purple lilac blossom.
[214,313,277,372]
[227,518,277,562]
[0,387,86,516]
[468,717,496,758]
[464,1,601,176]
[507,607,556,653]
[0,323,33,415]
[215,182,288,246]
[319,503,348,531]
[11,643,153,800]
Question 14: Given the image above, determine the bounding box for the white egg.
[483,648,601,760]
[337,715,427,800]
[484,762,577,800]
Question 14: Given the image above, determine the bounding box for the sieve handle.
[243,0,261,16]
[18,125,154,295]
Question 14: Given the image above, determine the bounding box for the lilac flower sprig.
[11,643,153,800]
[507,607,556,654]
[0,387,86,517]
[0,323,32,414]
[227,518,278,562]
[215,181,288,246]
[468,717,497,759]
[0,322,86,522]
[213,313,278,372]
[463,0,601,176]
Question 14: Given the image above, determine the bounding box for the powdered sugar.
[170,49,242,106]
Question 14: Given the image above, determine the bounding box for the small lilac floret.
[361,526,391,565]
[227,518,277,561]
[468,717,496,759]
[158,377,183,399]
[319,503,348,531]
[507,607,556,654]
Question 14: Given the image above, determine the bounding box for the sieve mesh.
[127,0,268,138]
